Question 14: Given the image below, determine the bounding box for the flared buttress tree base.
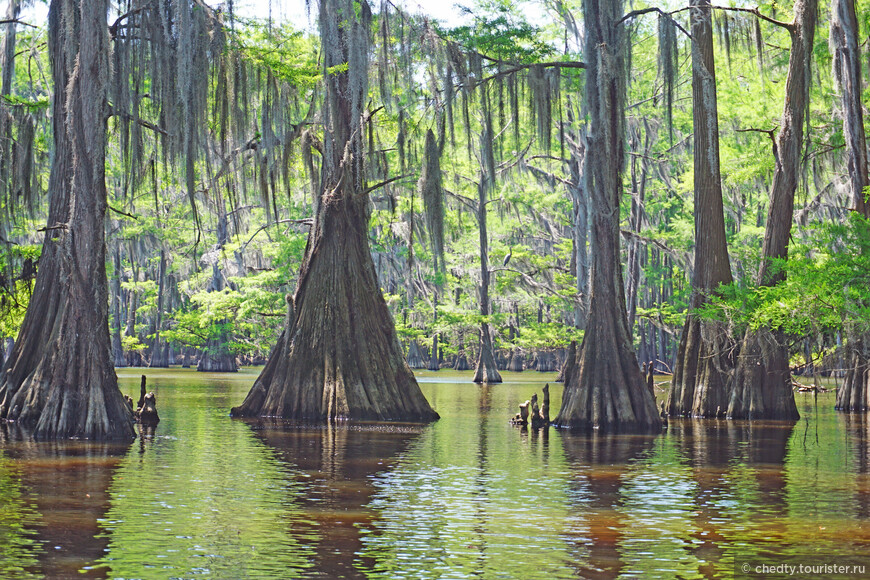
[554,306,661,433]
[231,196,438,424]
[667,315,730,418]
[728,327,799,420]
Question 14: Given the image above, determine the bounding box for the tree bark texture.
[231,0,438,423]
[667,0,734,418]
[473,175,502,384]
[728,0,816,420]
[0,0,134,439]
[553,0,660,432]
[830,0,869,217]
[830,0,870,411]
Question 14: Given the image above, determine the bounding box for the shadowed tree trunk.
[110,244,126,367]
[0,0,21,96]
[831,0,870,411]
[149,251,170,368]
[667,0,733,418]
[0,0,134,439]
[553,0,660,432]
[231,0,438,422]
[472,121,502,384]
[728,0,816,420]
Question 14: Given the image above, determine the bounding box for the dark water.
[1,369,869,579]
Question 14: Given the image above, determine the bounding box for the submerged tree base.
[728,328,799,420]
[667,315,730,418]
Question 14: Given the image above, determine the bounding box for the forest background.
[0,0,868,413]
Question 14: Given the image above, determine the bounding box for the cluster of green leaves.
[696,215,870,340]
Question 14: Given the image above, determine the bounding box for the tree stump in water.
[531,384,551,429]
[511,384,551,429]
[136,392,159,425]
[453,353,470,371]
[510,401,530,425]
[136,375,146,410]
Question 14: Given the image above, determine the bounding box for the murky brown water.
[1,369,869,578]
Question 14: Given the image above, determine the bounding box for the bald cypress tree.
[231,0,438,423]
[831,0,870,411]
[728,0,817,420]
[553,0,660,432]
[667,0,733,418]
[0,0,134,439]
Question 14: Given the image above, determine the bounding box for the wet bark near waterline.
[197,340,239,373]
[406,340,427,370]
[0,0,134,440]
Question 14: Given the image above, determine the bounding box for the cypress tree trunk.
[566,102,589,330]
[667,0,733,418]
[728,0,817,420]
[149,251,169,368]
[0,0,20,96]
[553,0,660,432]
[473,173,502,384]
[111,244,126,368]
[232,0,437,423]
[831,0,870,411]
[0,0,134,439]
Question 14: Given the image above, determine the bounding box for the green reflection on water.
[100,369,316,579]
[0,453,40,578]
[1,369,869,579]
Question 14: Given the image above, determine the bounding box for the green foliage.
[697,216,870,340]
[442,1,554,62]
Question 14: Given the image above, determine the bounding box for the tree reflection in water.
[250,420,422,577]
[0,425,128,578]
[559,431,657,579]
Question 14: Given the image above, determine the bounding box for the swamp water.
[0,368,869,579]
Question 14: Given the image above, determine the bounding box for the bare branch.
[0,18,36,28]
[364,174,413,196]
[709,5,792,30]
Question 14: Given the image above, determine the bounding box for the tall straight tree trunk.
[553,0,660,432]
[149,250,169,368]
[198,189,238,372]
[473,176,502,384]
[232,0,437,422]
[566,100,589,329]
[667,0,734,418]
[0,0,134,439]
[111,244,126,367]
[0,0,20,96]
[831,0,870,410]
[728,0,817,420]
